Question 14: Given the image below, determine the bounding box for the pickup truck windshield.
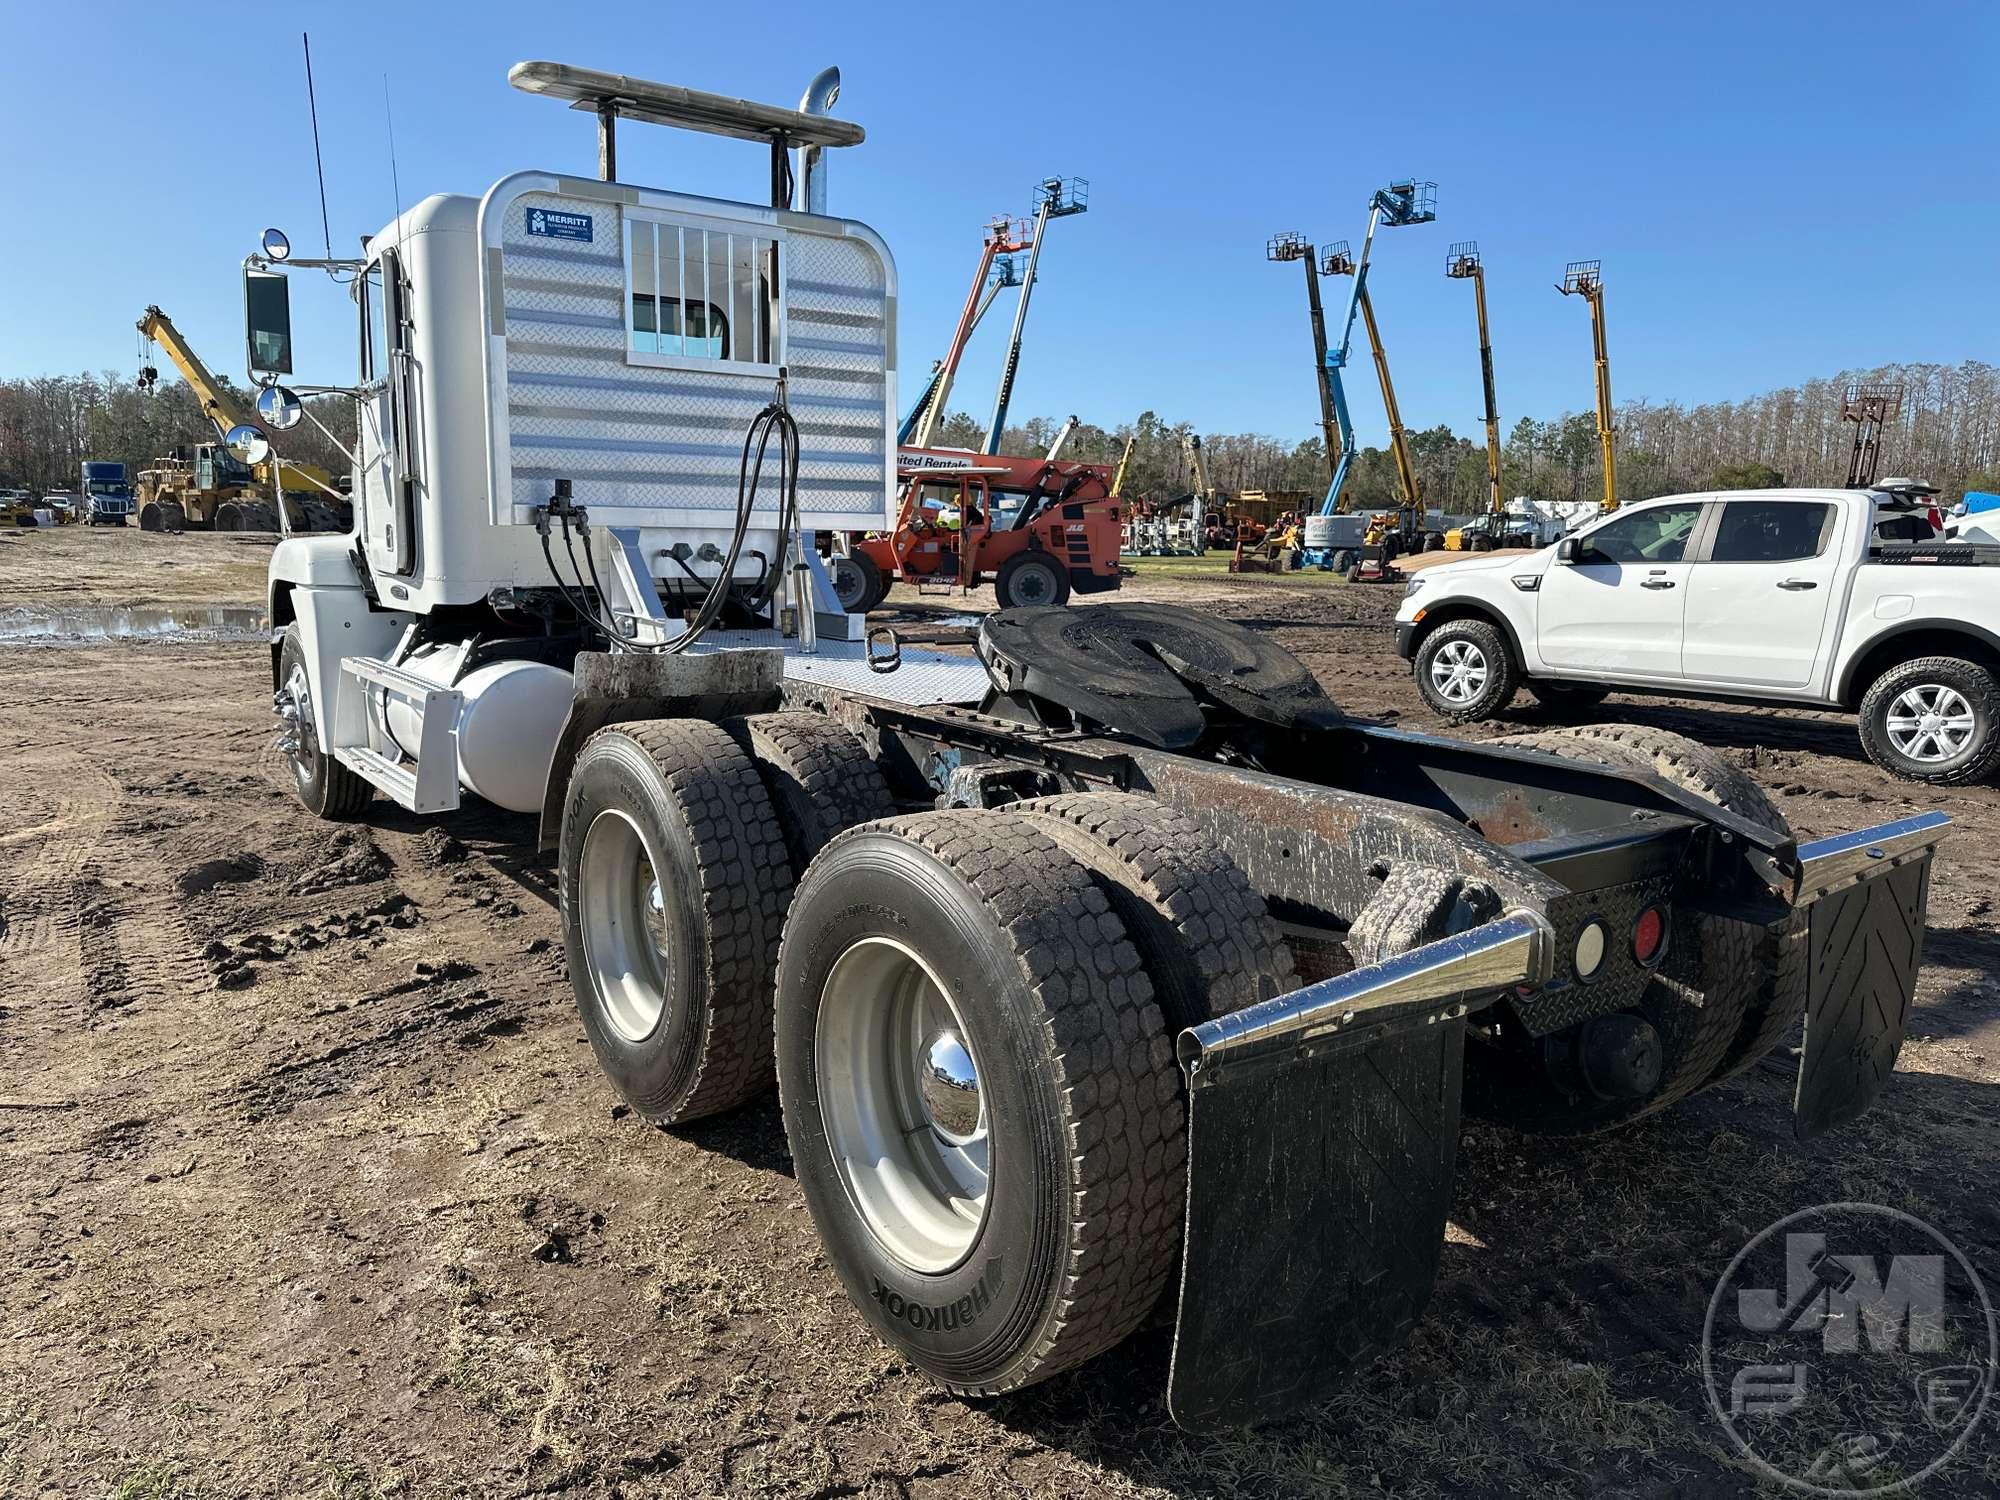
[1579,503,1702,564]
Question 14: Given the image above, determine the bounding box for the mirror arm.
[247,254,365,273]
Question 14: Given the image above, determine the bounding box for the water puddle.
[0,604,268,645]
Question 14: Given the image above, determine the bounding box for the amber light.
[1633,907,1667,967]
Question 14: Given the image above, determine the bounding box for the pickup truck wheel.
[1858,656,2000,786]
[728,712,895,873]
[276,625,371,820]
[775,812,1183,1393]
[1481,727,1804,1127]
[561,720,792,1125]
[1414,619,1519,722]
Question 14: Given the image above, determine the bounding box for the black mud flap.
[1166,910,1554,1433]
[1794,852,1934,1139]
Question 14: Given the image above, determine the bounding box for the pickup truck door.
[1537,501,1705,678]
[1682,498,1841,689]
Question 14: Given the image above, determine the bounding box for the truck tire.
[775,811,1183,1394]
[1010,792,1296,1030]
[1857,656,2000,786]
[1347,864,1502,969]
[1482,727,1801,1128]
[993,551,1071,609]
[561,720,793,1125]
[1331,548,1355,574]
[1523,680,1610,714]
[830,552,885,614]
[728,712,895,874]
[277,625,371,820]
[1414,618,1519,722]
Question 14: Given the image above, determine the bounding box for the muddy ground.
[2,527,1996,1499]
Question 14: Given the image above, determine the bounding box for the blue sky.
[2,1,1993,448]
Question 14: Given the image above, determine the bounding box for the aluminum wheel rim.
[578,809,671,1043]
[280,662,317,783]
[1886,684,1976,764]
[816,936,990,1273]
[1429,639,1489,703]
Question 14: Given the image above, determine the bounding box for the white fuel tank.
[385,647,572,814]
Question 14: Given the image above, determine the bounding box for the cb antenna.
[383,74,405,233]
[302,33,333,260]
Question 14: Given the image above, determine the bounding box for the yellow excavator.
[134,306,349,533]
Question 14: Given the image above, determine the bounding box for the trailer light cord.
[534,390,800,654]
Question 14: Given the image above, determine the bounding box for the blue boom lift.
[1267,180,1434,568]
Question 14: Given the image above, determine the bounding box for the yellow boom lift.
[1557,260,1617,512]
[1443,242,1507,550]
[134,306,347,532]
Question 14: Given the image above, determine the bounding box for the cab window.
[359,265,387,383]
[1579,503,1703,565]
[1708,501,1832,562]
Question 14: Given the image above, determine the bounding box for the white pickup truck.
[1395,486,2000,784]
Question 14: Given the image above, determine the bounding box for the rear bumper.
[1164,809,1951,1432]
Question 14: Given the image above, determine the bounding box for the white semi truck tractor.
[249,63,1951,1433]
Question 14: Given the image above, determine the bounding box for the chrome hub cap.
[917,1028,981,1142]
[817,937,990,1272]
[1886,684,1974,763]
[1429,639,1489,703]
[579,810,671,1042]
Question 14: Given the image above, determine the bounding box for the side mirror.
[1556,536,1581,563]
[224,424,270,466]
[256,384,304,431]
[243,268,294,377]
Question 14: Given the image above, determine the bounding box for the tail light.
[1632,907,1667,967]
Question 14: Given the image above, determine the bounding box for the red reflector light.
[1633,907,1666,966]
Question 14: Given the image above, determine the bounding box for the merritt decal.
[871,1259,1003,1333]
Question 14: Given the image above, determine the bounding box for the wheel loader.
[252,61,1951,1434]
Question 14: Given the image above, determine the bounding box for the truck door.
[357,250,418,577]
[1537,501,1705,678]
[1681,498,1839,689]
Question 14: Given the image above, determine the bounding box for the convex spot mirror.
[225,425,270,466]
[261,227,291,261]
[256,384,303,431]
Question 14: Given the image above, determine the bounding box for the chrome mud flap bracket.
[1167,910,1556,1433]
[1790,811,1951,1139]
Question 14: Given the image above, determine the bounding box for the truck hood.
[1415,545,1553,581]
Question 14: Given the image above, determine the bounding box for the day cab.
[1396,486,2000,783]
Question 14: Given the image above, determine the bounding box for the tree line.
[975,358,2000,509]
[5,358,1995,507]
[0,371,352,493]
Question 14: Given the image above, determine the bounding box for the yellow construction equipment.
[134,305,347,532]
[1558,260,1617,513]
[1355,286,1432,553]
[1444,242,1505,550]
[1108,434,1135,497]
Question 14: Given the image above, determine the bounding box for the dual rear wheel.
[558,724,1292,1392]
